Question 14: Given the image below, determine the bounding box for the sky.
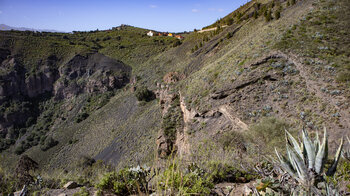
[0,0,248,32]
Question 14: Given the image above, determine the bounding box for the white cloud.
[208,8,225,12]
[192,9,199,13]
[149,5,157,8]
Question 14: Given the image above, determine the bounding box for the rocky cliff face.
[54,53,131,99]
[0,50,131,141]
[0,51,130,101]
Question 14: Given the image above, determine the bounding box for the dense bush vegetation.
[134,86,154,102]
[246,117,290,154]
[40,136,58,151]
[97,166,150,195]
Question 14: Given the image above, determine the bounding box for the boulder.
[63,181,79,189]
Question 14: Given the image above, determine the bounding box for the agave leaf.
[346,137,350,161]
[286,145,298,173]
[285,129,304,161]
[288,145,308,183]
[302,129,316,169]
[326,137,343,176]
[323,128,328,164]
[275,148,300,181]
[314,139,325,174]
[314,131,320,153]
[316,131,320,144]
[301,139,307,161]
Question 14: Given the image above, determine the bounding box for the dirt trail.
[219,105,248,131]
[250,51,350,137]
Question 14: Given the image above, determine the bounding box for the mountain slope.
[0,24,61,33]
[0,0,349,189]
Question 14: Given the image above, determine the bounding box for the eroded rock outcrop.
[0,52,131,139]
[155,84,180,158]
[156,73,184,158]
[54,53,131,99]
[0,53,131,101]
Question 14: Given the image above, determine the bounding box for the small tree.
[236,12,243,21]
[226,17,234,25]
[135,86,154,102]
[275,10,281,20]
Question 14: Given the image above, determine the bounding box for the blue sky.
[0,0,248,32]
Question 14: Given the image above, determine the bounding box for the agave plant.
[275,127,343,191]
[344,137,350,161]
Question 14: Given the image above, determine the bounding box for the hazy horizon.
[0,0,248,32]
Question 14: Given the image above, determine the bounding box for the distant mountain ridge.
[0,24,63,33]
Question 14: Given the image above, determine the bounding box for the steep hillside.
[1,0,350,194]
[0,26,179,168]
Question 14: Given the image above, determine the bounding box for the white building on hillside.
[147,31,154,37]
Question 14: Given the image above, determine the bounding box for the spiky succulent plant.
[275,127,343,189]
[344,137,350,161]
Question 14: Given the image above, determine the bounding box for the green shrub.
[246,117,289,154]
[264,9,272,22]
[172,40,182,47]
[0,167,17,195]
[97,166,150,195]
[0,139,14,152]
[226,17,234,25]
[40,136,58,151]
[26,117,35,127]
[336,161,350,191]
[158,162,213,195]
[193,44,198,51]
[205,162,256,183]
[75,112,89,123]
[78,156,96,168]
[275,10,281,20]
[253,11,259,19]
[218,131,245,151]
[336,71,350,82]
[39,135,47,145]
[162,113,177,141]
[72,187,89,196]
[15,144,25,155]
[134,86,154,102]
[158,161,256,195]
